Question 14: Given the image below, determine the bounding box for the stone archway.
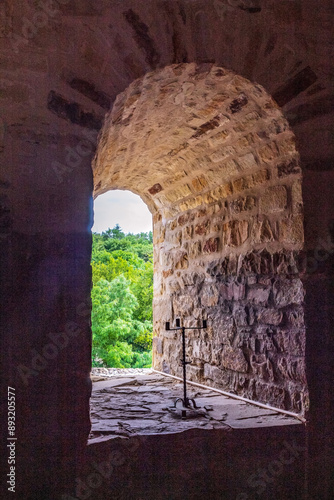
[93,63,307,415]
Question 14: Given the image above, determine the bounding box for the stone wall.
[93,63,307,415]
[2,1,334,497]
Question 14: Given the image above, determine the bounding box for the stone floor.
[89,370,302,443]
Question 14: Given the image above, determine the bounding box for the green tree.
[91,226,153,368]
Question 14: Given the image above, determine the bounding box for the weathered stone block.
[232,305,248,326]
[246,285,271,305]
[250,354,274,382]
[222,345,248,373]
[162,269,173,278]
[223,220,249,247]
[260,185,288,213]
[285,307,304,328]
[254,382,286,409]
[277,157,301,177]
[257,308,283,325]
[238,152,257,170]
[204,364,230,386]
[278,136,296,155]
[189,241,201,259]
[195,221,210,235]
[191,175,208,192]
[200,285,219,307]
[220,280,246,301]
[187,365,204,380]
[258,143,279,163]
[213,315,235,345]
[229,93,248,113]
[174,251,188,269]
[230,195,256,214]
[203,237,219,253]
[251,218,276,243]
[291,180,303,213]
[280,215,304,244]
[273,328,305,356]
[173,294,196,316]
[152,336,163,355]
[182,225,193,239]
[277,356,306,384]
[273,278,304,306]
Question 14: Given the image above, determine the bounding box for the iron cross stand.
[165,318,207,418]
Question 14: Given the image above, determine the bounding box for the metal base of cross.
[169,397,201,419]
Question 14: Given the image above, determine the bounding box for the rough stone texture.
[1,1,334,498]
[94,63,307,416]
[87,372,306,500]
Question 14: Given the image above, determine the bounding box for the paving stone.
[89,372,302,442]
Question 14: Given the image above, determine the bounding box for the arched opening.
[93,62,307,415]
[91,189,153,370]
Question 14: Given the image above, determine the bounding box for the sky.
[92,190,153,234]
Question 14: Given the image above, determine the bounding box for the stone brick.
[220,280,246,301]
[260,185,288,213]
[277,356,306,384]
[238,152,258,170]
[253,383,286,409]
[191,175,208,192]
[164,184,192,202]
[194,221,210,236]
[162,269,173,278]
[277,136,296,155]
[258,143,279,163]
[148,183,163,195]
[252,169,270,186]
[201,285,219,307]
[188,241,202,259]
[291,180,303,213]
[203,237,219,254]
[222,345,248,373]
[153,226,165,244]
[250,354,274,382]
[223,220,249,247]
[152,337,163,355]
[273,278,304,307]
[230,195,256,214]
[257,308,283,325]
[246,285,271,305]
[182,225,193,239]
[229,93,248,113]
[273,328,305,356]
[277,157,301,177]
[173,294,195,316]
[216,182,233,199]
[204,364,231,386]
[232,305,248,326]
[174,251,188,269]
[251,218,276,244]
[280,215,304,245]
[232,169,269,194]
[233,111,261,132]
[285,307,304,328]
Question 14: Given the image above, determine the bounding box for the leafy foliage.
[91,225,153,368]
